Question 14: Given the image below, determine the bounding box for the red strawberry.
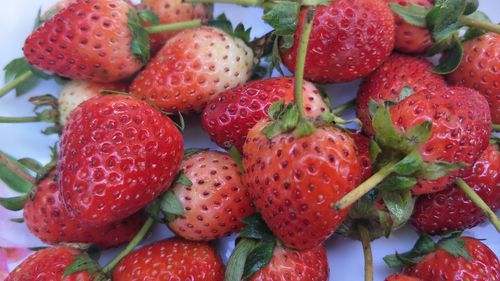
[389,87,491,194]
[411,144,500,234]
[250,244,329,281]
[281,0,395,83]
[202,77,329,151]
[447,33,500,124]
[167,150,255,241]
[24,172,146,249]
[242,122,362,249]
[356,54,446,136]
[385,275,423,281]
[6,246,95,281]
[384,0,433,53]
[350,131,373,182]
[23,0,143,82]
[59,94,183,225]
[112,238,225,281]
[137,0,213,53]
[130,26,254,114]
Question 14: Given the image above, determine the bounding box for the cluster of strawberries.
[0,0,499,280]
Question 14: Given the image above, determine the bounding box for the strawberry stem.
[458,16,500,34]
[455,178,500,233]
[332,98,356,115]
[0,116,41,123]
[0,70,34,98]
[493,124,500,131]
[335,161,398,210]
[0,150,35,185]
[357,224,373,281]
[145,19,202,34]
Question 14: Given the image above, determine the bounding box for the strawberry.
[351,131,373,182]
[201,77,329,151]
[447,33,500,124]
[137,0,213,54]
[385,275,423,281]
[58,80,129,125]
[112,237,225,281]
[23,0,143,82]
[5,246,97,281]
[166,150,255,241]
[242,121,362,249]
[280,0,395,83]
[249,244,329,281]
[58,94,183,225]
[384,0,433,53]
[411,144,500,234]
[130,25,254,114]
[356,54,446,136]
[24,172,146,249]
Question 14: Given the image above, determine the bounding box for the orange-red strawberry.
[281,0,395,83]
[58,94,183,225]
[242,122,362,249]
[356,54,446,136]
[137,0,213,54]
[411,145,500,234]
[385,0,433,53]
[130,26,254,114]
[23,0,143,82]
[447,33,500,124]
[24,172,146,249]
[385,275,423,281]
[113,238,225,281]
[250,244,329,281]
[167,150,255,241]
[202,77,329,151]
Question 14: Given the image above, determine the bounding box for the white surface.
[0,0,499,280]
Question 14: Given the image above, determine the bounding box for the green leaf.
[426,0,467,39]
[463,0,479,15]
[138,9,160,25]
[10,218,24,223]
[262,122,283,139]
[426,31,459,56]
[225,238,258,281]
[377,176,417,192]
[368,99,381,118]
[280,104,299,131]
[392,151,423,176]
[267,100,285,120]
[369,139,381,163]
[293,118,316,138]
[18,158,44,175]
[145,198,165,223]
[433,35,463,74]
[239,214,275,241]
[242,240,276,280]
[160,190,184,221]
[438,237,472,260]
[63,253,105,278]
[228,146,244,172]
[128,8,150,64]
[389,3,430,27]
[184,148,207,159]
[463,11,492,40]
[416,161,467,180]
[209,14,251,44]
[401,121,433,152]
[0,195,27,211]
[384,234,436,268]
[0,152,33,193]
[3,57,42,97]
[381,190,415,227]
[398,85,414,102]
[372,106,401,149]
[174,170,193,187]
[262,3,300,37]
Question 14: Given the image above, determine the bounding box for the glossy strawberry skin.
[202,77,329,151]
[243,122,362,249]
[356,54,446,136]
[5,247,94,281]
[24,173,146,249]
[411,145,500,234]
[281,0,395,83]
[130,26,254,114]
[385,275,423,281]
[389,87,491,195]
[403,238,500,281]
[250,245,329,281]
[58,94,184,225]
[167,150,255,241]
[351,131,373,182]
[113,238,224,281]
[447,33,500,124]
[23,0,143,82]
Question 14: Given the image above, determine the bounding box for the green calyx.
[64,252,107,281]
[209,14,252,44]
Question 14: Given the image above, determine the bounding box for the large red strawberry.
[5,246,97,281]
[24,172,146,248]
[23,0,144,82]
[356,54,446,136]
[167,150,255,240]
[385,275,423,281]
[137,0,213,53]
[385,0,433,53]
[280,0,395,83]
[447,33,500,124]
[130,26,254,114]
[113,238,225,281]
[58,94,183,225]
[411,144,500,234]
[242,121,362,249]
[202,77,329,151]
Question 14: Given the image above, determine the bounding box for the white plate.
[0,0,499,279]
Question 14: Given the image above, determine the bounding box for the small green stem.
[332,98,356,115]
[459,16,500,34]
[493,124,500,131]
[102,217,155,274]
[357,224,373,281]
[0,71,34,98]
[455,178,500,233]
[0,116,40,123]
[335,161,397,210]
[0,150,36,185]
[145,19,202,34]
